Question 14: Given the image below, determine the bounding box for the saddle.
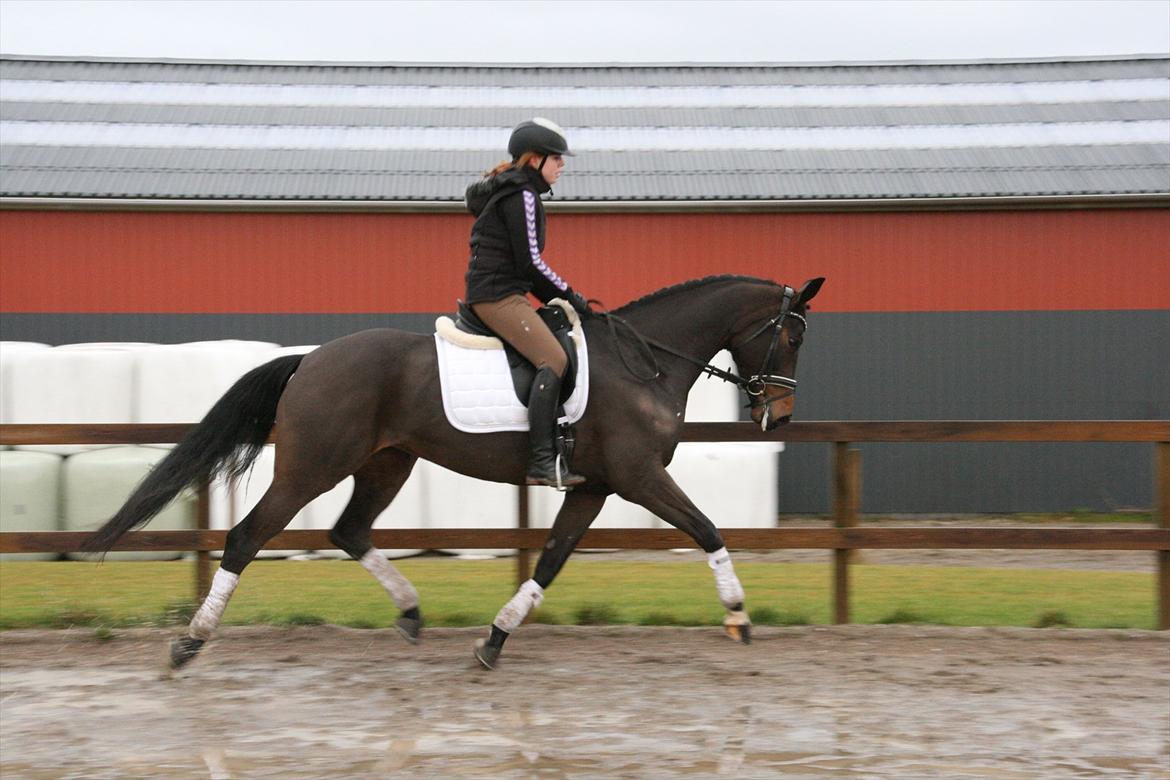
[454,300,579,407]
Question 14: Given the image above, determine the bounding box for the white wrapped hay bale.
[7,345,139,456]
[0,342,50,436]
[684,351,743,423]
[664,443,780,529]
[62,446,194,561]
[423,461,517,558]
[134,343,275,433]
[0,450,63,561]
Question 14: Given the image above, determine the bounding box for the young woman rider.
[464,117,593,488]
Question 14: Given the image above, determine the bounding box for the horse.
[83,274,825,670]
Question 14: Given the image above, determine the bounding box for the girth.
[455,301,579,406]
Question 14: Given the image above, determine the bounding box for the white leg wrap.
[493,579,544,633]
[359,549,420,611]
[189,569,239,641]
[707,547,745,609]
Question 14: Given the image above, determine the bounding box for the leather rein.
[597,285,806,409]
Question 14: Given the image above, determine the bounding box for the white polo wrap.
[707,547,745,609]
[359,549,420,611]
[493,578,545,633]
[189,568,239,641]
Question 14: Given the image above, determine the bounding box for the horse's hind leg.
[474,489,607,669]
[617,468,751,644]
[328,448,422,642]
[171,476,334,669]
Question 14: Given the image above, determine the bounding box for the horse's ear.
[796,277,825,305]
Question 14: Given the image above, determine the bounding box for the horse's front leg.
[474,489,607,669]
[616,467,751,644]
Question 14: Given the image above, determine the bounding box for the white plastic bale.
[0,342,50,436]
[62,446,194,561]
[665,443,781,529]
[179,340,279,353]
[264,345,318,359]
[0,450,63,561]
[685,350,742,422]
[134,343,273,430]
[7,346,139,456]
[422,461,517,558]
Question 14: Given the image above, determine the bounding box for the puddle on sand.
[2,635,1168,780]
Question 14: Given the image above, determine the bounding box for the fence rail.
[2,421,1168,628]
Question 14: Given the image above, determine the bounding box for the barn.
[1,53,1167,514]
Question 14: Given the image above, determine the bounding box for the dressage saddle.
[454,300,579,407]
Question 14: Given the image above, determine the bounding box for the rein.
[596,285,805,408]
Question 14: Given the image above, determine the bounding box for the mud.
[2,625,1167,779]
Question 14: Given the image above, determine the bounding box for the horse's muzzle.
[750,397,794,431]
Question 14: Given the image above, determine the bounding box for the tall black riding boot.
[526,366,585,488]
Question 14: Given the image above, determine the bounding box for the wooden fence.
[2,421,1168,629]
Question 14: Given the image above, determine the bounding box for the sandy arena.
[1,623,1167,779]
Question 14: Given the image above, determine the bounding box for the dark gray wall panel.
[0,312,438,346]
[776,310,1169,512]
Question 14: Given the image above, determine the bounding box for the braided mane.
[612,275,778,314]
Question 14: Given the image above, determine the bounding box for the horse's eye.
[788,336,803,349]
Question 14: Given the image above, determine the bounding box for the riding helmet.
[508,117,574,159]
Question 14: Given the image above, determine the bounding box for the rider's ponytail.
[484,151,542,178]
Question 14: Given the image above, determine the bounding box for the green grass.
[0,558,1158,630]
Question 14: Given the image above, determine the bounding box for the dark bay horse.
[83,274,824,669]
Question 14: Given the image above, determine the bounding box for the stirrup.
[526,454,584,490]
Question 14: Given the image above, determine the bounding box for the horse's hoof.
[725,622,752,644]
[394,613,422,644]
[473,638,501,670]
[723,611,752,645]
[169,636,205,669]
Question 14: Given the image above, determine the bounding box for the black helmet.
[508,117,574,158]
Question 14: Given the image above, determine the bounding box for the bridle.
[600,285,806,413]
[728,284,805,410]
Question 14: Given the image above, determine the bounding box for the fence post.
[195,479,211,603]
[517,484,531,592]
[833,443,861,624]
[1157,442,1169,631]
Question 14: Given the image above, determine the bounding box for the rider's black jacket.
[464,165,575,305]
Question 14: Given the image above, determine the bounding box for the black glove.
[566,289,595,319]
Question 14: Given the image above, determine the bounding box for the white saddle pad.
[433,302,589,434]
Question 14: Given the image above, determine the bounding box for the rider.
[464,117,592,488]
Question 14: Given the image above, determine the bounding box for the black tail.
[81,354,306,554]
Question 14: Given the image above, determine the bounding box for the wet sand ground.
[2,624,1167,779]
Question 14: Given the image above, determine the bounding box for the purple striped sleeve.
[523,190,569,292]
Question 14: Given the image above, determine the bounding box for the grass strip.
[0,558,1157,631]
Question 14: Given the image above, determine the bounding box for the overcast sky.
[0,0,1167,64]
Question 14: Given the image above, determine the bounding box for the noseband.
[600,285,807,410]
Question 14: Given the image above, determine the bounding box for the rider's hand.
[566,289,595,319]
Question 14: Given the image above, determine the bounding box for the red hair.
[484,151,542,178]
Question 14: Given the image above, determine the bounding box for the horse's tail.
[81,354,306,554]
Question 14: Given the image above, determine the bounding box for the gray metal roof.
[1,54,1167,203]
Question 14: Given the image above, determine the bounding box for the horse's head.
[728,277,824,431]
